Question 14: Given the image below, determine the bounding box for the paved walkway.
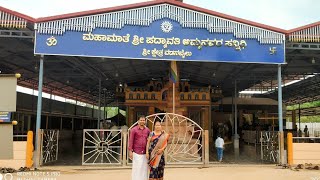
[6,165,320,180]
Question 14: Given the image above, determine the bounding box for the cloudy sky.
[0,0,319,30]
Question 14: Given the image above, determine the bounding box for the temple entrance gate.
[127,113,206,165]
[32,1,286,167]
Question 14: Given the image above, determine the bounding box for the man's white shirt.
[215,137,224,148]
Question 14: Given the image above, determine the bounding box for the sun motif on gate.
[161,21,173,33]
[128,113,203,164]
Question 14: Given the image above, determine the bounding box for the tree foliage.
[286,101,320,122]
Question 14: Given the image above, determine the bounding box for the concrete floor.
[53,140,264,166]
[9,165,320,180]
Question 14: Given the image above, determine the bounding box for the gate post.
[204,130,209,165]
[279,131,285,164]
[287,133,293,166]
[56,130,59,162]
[122,130,128,166]
[26,131,34,168]
[82,129,85,165]
[35,55,44,169]
[39,129,43,166]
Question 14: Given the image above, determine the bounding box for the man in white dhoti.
[128,115,150,180]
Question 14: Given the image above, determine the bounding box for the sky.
[0,0,319,30]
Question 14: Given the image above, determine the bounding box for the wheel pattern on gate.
[260,131,279,163]
[41,129,59,165]
[82,129,122,165]
[128,113,204,164]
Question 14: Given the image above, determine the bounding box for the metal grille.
[40,129,59,165]
[82,129,122,165]
[127,113,204,165]
[260,131,279,163]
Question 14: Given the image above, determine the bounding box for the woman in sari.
[146,119,170,180]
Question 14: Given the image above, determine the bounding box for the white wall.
[286,122,320,137]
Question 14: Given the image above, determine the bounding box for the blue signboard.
[35,19,285,64]
[0,112,11,122]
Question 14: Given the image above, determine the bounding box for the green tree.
[286,100,320,123]
[287,100,320,110]
[105,107,126,119]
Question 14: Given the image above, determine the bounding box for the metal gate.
[82,129,123,165]
[127,113,204,165]
[260,131,279,163]
[40,129,59,165]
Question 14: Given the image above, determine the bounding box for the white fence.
[286,122,320,137]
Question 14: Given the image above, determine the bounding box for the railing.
[292,137,320,143]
